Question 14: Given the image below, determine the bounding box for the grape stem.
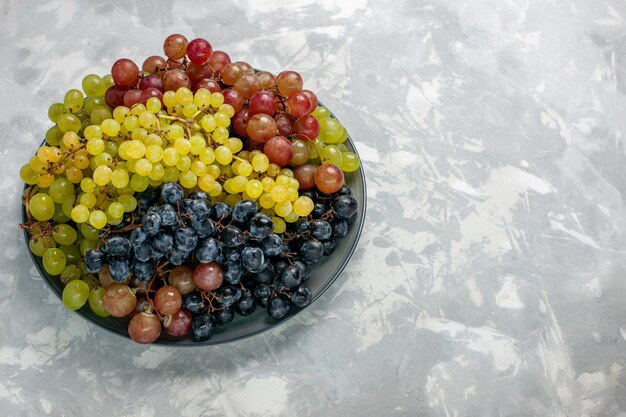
[46,144,86,174]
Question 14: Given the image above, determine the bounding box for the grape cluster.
[20,33,362,344]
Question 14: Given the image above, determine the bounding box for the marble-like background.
[1,0,626,415]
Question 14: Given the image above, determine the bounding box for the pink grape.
[263,136,293,167]
[287,92,312,118]
[208,50,231,72]
[315,163,344,194]
[163,309,193,337]
[154,285,182,315]
[111,58,140,87]
[163,69,191,91]
[233,109,250,138]
[163,34,188,60]
[275,113,295,137]
[186,38,213,65]
[128,312,161,344]
[293,114,320,140]
[186,62,214,84]
[247,114,278,143]
[276,70,303,97]
[140,74,163,91]
[222,88,243,113]
[194,78,221,93]
[249,91,276,116]
[193,262,223,291]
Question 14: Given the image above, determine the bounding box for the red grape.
[105,85,128,108]
[128,312,161,344]
[247,113,278,143]
[167,58,184,69]
[294,164,317,190]
[163,308,192,337]
[208,50,231,72]
[142,56,167,76]
[139,74,163,91]
[315,163,344,194]
[168,265,196,295]
[235,61,254,75]
[276,71,303,96]
[193,262,223,291]
[194,78,221,93]
[263,136,293,166]
[249,91,276,116]
[185,62,213,84]
[256,71,276,89]
[186,38,213,65]
[163,34,188,60]
[111,58,140,87]
[103,284,137,317]
[233,109,250,138]
[140,87,163,104]
[275,113,295,137]
[154,285,182,315]
[163,69,191,91]
[234,74,261,99]
[222,63,243,86]
[98,266,114,289]
[123,89,143,108]
[301,89,318,112]
[222,88,243,113]
[293,114,320,140]
[287,92,312,117]
[134,294,153,314]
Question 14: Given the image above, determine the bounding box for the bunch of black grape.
[84,182,358,341]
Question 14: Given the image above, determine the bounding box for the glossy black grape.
[267,296,290,319]
[192,314,216,341]
[161,182,184,204]
[84,249,106,273]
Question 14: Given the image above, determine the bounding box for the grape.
[208,50,231,72]
[103,283,136,317]
[221,63,243,86]
[321,144,343,166]
[60,264,81,283]
[293,164,316,190]
[235,61,254,74]
[247,114,277,143]
[318,117,345,144]
[140,74,163,91]
[48,102,66,123]
[49,178,74,203]
[111,58,140,87]
[52,224,77,245]
[268,296,290,319]
[341,152,360,172]
[192,314,215,341]
[90,106,113,125]
[128,312,161,344]
[193,262,223,291]
[194,78,221,93]
[222,88,243,113]
[142,55,167,75]
[57,113,81,132]
[276,71,303,96]
[263,136,293,167]
[287,92,312,118]
[249,91,276,116]
[163,34,188,60]
[163,308,192,337]
[314,163,344,194]
[290,139,310,166]
[169,265,196,295]
[233,74,261,99]
[154,286,182,315]
[256,71,276,89]
[62,279,90,310]
[29,234,56,257]
[105,85,129,108]
[293,195,314,216]
[43,248,66,275]
[275,113,295,137]
[88,287,109,317]
[293,114,320,140]
[123,89,142,107]
[64,89,84,113]
[301,90,318,111]
[163,69,191,91]
[29,193,55,221]
[186,38,213,65]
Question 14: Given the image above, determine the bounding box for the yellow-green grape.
[267,163,280,177]
[49,177,74,203]
[176,155,192,171]
[113,106,130,123]
[210,92,224,108]
[79,192,97,209]
[58,113,82,132]
[101,119,121,137]
[63,131,80,149]
[135,158,153,176]
[193,88,211,108]
[93,165,112,186]
[218,103,235,118]
[20,164,38,185]
[65,164,83,181]
[126,140,146,159]
[29,156,46,173]
[213,127,229,143]
[321,145,343,166]
[284,210,299,223]
[111,168,129,188]
[288,178,300,189]
[273,217,286,233]
[214,112,231,128]
[88,287,109,317]
[198,174,216,192]
[90,106,113,125]
[208,181,222,197]
[215,146,232,165]
[174,138,191,155]
[36,146,51,162]
[286,187,299,202]
[270,185,288,203]
[279,169,294,178]
[149,163,165,181]
[29,193,55,221]
[61,196,75,218]
[312,106,331,120]
[107,202,124,219]
[163,91,177,108]
[131,127,148,142]
[293,196,314,216]
[84,96,106,114]
[226,137,243,153]
[199,148,215,165]
[52,224,77,245]
[191,160,207,176]
[179,170,197,188]
[102,74,114,89]
[224,193,242,206]
[43,248,66,276]
[252,154,269,173]
[230,175,248,193]
[48,102,66,123]
[245,179,263,199]
[123,115,140,131]
[62,279,89,310]
[167,124,185,141]
[182,103,198,118]
[70,205,89,223]
[175,87,194,105]
[53,203,70,223]
[82,73,104,96]
[130,173,149,192]
[222,179,234,194]
[80,223,99,240]
[139,111,157,129]
[145,145,163,162]
[237,160,252,176]
[163,166,179,182]
[145,133,163,147]
[275,175,290,187]
[74,151,91,170]
[206,164,220,178]
[201,114,216,132]
[93,152,113,167]
[189,134,206,155]
[118,194,137,212]
[274,201,293,217]
[37,173,55,189]
[341,152,361,172]
[318,118,345,144]
[89,210,107,229]
[130,104,147,116]
[79,239,97,257]
[337,142,348,153]
[220,164,233,178]
[261,177,275,192]
[239,150,251,161]
[117,141,129,160]
[127,159,138,173]
[64,89,84,113]
[259,192,275,209]
[45,125,64,146]
[146,97,161,113]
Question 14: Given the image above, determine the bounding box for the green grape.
[341,152,360,172]
[320,145,343,166]
[84,125,102,140]
[102,74,114,89]
[83,95,106,114]
[130,173,149,192]
[52,224,77,245]
[312,106,331,119]
[60,244,81,265]
[60,264,81,283]
[90,105,112,125]
[29,193,55,221]
[53,204,70,224]
[89,210,107,229]
[118,194,137,212]
[43,248,66,275]
[318,118,344,144]
[29,234,56,257]
[20,164,39,185]
[57,113,82,133]
[62,279,89,310]
[48,103,66,123]
[45,125,64,146]
[79,223,99,240]
[64,89,84,113]
[88,287,109,317]
[79,238,98,256]
[49,178,74,203]
[82,74,104,96]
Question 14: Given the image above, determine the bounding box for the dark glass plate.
[22,104,366,345]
